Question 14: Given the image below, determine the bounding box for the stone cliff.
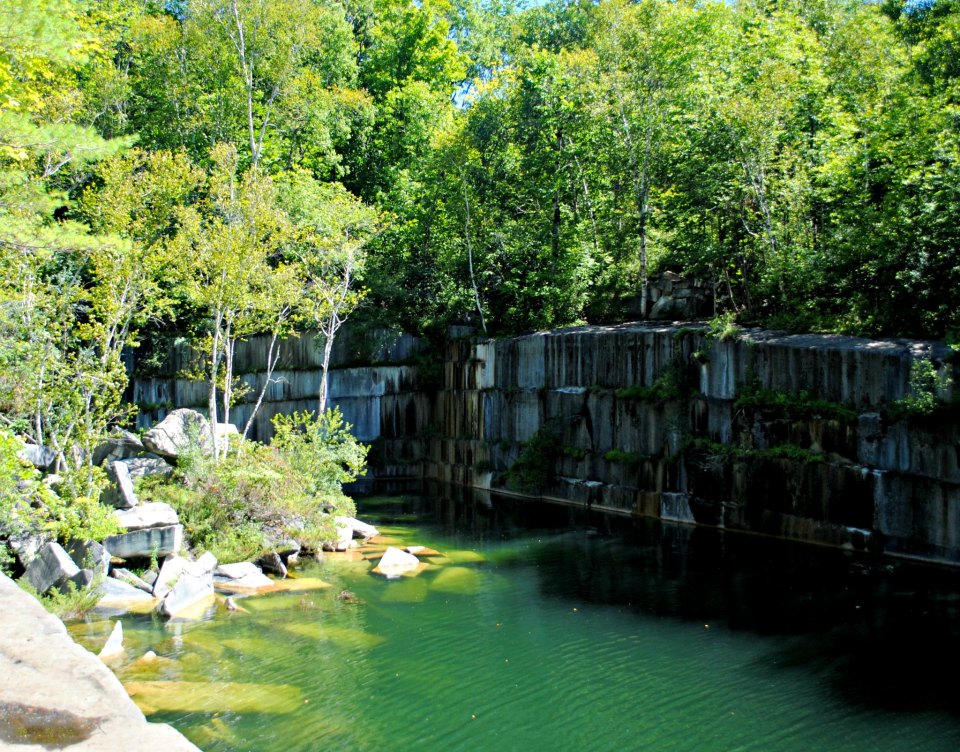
[134,322,960,564]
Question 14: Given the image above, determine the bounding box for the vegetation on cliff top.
[2,0,960,544]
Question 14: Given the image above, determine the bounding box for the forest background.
[1,0,959,550]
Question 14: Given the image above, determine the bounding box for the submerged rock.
[98,621,124,659]
[213,562,274,591]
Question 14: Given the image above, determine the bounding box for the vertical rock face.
[425,324,959,563]
[133,322,960,564]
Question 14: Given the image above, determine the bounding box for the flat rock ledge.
[0,572,200,752]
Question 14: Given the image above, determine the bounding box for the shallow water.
[72,488,960,751]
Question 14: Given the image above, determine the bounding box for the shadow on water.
[361,481,960,719]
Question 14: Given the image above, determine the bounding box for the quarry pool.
[70,489,960,751]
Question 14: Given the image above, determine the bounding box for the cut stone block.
[24,542,80,594]
[213,562,274,591]
[103,460,139,509]
[65,539,110,577]
[156,555,217,618]
[114,502,179,531]
[119,456,173,480]
[104,524,183,560]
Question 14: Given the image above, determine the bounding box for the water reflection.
[395,482,960,718]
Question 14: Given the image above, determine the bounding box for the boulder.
[374,547,420,576]
[98,620,124,659]
[102,460,139,509]
[9,534,49,568]
[24,542,80,594]
[338,516,380,540]
[154,553,216,600]
[156,554,217,618]
[96,576,157,609]
[59,568,95,594]
[114,502,180,532]
[111,568,155,594]
[92,430,145,467]
[323,518,354,552]
[65,539,110,577]
[120,455,173,480]
[142,409,211,459]
[17,443,58,470]
[103,524,183,560]
[257,551,287,578]
[213,562,274,591]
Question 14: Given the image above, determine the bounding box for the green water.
[72,490,960,751]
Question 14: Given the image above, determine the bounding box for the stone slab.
[104,525,183,560]
[0,572,199,751]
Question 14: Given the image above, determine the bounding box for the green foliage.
[0,429,118,566]
[603,449,648,468]
[615,356,691,402]
[18,573,104,621]
[706,312,741,343]
[687,438,826,465]
[271,408,368,504]
[506,424,562,493]
[735,387,858,425]
[138,409,365,561]
[886,356,955,421]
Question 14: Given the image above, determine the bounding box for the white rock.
[375,547,420,576]
[157,554,217,618]
[142,409,211,459]
[95,577,157,609]
[213,562,274,590]
[338,516,380,540]
[114,502,180,532]
[98,621,124,659]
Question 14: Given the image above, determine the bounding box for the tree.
[176,144,291,458]
[278,170,380,412]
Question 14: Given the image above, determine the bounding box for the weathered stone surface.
[119,456,173,480]
[111,568,155,594]
[157,554,216,618]
[65,540,110,577]
[323,518,354,552]
[374,547,420,576]
[103,460,139,509]
[257,551,287,578]
[213,562,274,590]
[24,542,80,594]
[96,577,158,609]
[114,502,179,532]
[0,573,200,751]
[98,621,124,659]
[61,568,96,594]
[10,534,49,568]
[92,430,146,466]
[17,443,58,470]
[142,408,211,459]
[339,516,380,540]
[104,524,183,560]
